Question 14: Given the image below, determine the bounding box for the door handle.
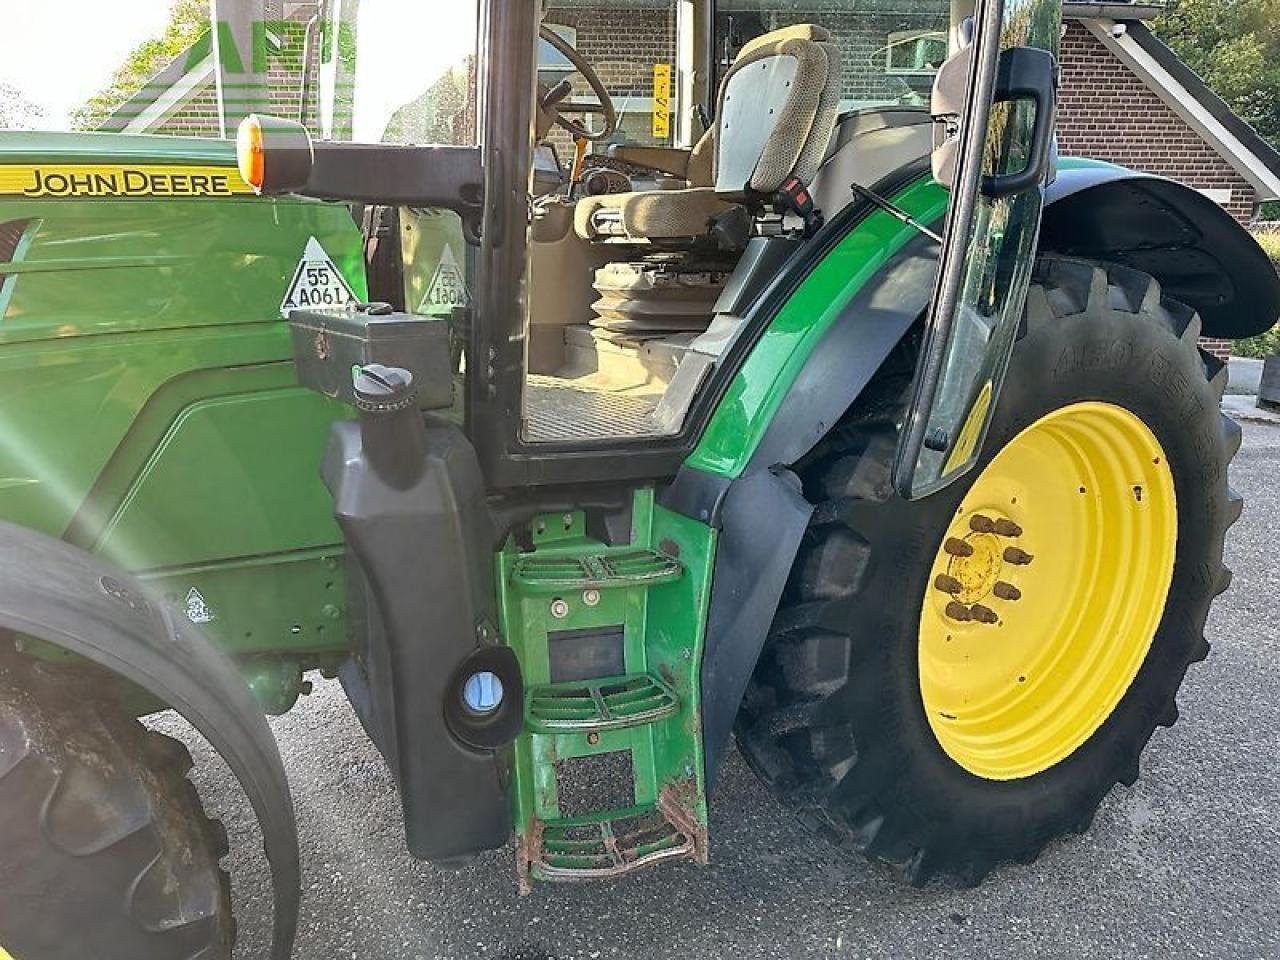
[981,46,1057,199]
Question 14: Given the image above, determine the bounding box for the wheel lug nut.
[934,574,963,595]
[970,604,999,624]
[993,581,1022,601]
[944,537,974,557]
[1003,546,1033,565]
[969,515,996,533]
[994,519,1023,538]
[945,601,973,622]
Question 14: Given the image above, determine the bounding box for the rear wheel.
[0,656,233,959]
[737,258,1242,884]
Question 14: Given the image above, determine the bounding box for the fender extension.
[1041,163,1280,340]
[0,521,298,960]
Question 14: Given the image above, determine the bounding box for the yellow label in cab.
[0,164,255,199]
[652,63,672,140]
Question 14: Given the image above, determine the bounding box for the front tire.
[0,656,233,959]
[736,258,1242,884]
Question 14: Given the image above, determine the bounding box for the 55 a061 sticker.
[280,236,360,317]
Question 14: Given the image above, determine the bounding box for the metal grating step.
[524,374,666,441]
[511,548,682,592]
[520,787,705,887]
[527,672,679,733]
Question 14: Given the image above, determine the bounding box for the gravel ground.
[156,416,1280,960]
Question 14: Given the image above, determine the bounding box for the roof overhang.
[1082,18,1280,202]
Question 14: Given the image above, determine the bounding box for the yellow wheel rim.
[918,401,1177,780]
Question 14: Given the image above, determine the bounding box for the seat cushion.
[574,187,736,241]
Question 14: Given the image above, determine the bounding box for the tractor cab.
[245,0,1055,494]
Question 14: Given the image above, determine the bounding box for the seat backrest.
[711,24,842,198]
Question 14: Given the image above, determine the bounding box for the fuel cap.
[353,363,417,413]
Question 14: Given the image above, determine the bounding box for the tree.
[1154,0,1280,147]
[71,0,211,130]
[0,83,44,130]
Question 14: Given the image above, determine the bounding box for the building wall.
[1057,22,1256,222]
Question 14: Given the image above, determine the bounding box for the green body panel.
[685,158,1110,479]
[498,489,715,876]
[0,132,368,704]
[686,176,949,479]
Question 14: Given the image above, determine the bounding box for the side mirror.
[930,45,1058,197]
[980,47,1057,198]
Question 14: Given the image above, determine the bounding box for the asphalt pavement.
[154,414,1280,960]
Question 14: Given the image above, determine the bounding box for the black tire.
[0,656,233,959]
[736,258,1242,885]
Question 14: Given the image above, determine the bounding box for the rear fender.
[1040,163,1280,340]
[0,522,298,960]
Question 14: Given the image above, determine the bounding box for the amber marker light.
[236,115,266,193]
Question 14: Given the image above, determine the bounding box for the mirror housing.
[929,44,973,190]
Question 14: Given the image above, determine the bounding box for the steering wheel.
[538,25,618,141]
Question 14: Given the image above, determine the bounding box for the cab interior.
[516,0,956,443]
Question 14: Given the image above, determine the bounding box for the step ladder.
[497,490,715,891]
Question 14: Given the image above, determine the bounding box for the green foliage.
[1155,0,1280,146]
[1234,327,1280,358]
[1256,231,1280,267]
[71,0,210,131]
[1233,231,1280,357]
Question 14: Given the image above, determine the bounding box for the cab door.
[894,0,1062,498]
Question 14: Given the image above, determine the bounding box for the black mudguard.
[665,230,939,784]
[1041,163,1280,340]
[0,521,298,960]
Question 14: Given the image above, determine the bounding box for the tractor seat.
[575,24,842,243]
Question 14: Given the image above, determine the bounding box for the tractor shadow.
[156,674,1187,960]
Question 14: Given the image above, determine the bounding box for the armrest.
[605,145,692,179]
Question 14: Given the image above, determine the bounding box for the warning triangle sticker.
[418,244,471,316]
[184,587,214,624]
[280,236,360,318]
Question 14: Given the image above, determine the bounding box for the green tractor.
[1,0,1277,958]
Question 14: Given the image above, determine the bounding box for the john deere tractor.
[1,1,1277,958]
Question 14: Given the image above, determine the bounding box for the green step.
[511,548,682,592]
[521,788,706,885]
[526,672,679,733]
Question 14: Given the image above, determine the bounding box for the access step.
[519,786,707,889]
[527,672,679,733]
[511,548,682,592]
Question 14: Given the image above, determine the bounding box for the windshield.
[2,0,216,134]
[0,0,480,145]
[325,0,480,144]
[715,0,952,110]
[541,1,684,154]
